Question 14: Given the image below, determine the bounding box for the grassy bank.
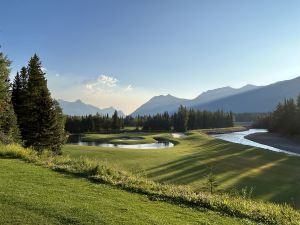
[0,159,250,225]
[0,144,299,224]
[64,129,300,209]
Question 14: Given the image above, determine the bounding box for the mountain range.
[57,99,125,117]
[131,76,300,116]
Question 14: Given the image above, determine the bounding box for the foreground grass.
[1,144,299,224]
[0,159,251,225]
[64,130,300,209]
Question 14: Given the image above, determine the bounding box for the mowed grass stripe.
[64,130,300,208]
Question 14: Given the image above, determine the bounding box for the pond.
[67,135,174,149]
[211,129,299,156]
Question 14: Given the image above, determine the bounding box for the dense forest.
[254,95,300,135]
[234,112,269,122]
[0,51,65,154]
[141,106,233,132]
[65,105,234,133]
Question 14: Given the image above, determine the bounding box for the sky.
[1,0,300,114]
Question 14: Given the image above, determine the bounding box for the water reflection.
[67,135,174,149]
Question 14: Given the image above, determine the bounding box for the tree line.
[254,94,300,135]
[0,51,65,154]
[65,106,233,133]
[140,106,234,132]
[65,111,123,133]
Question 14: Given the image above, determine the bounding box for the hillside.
[192,76,300,113]
[57,99,125,117]
[131,76,300,116]
[131,94,188,117]
[131,84,259,116]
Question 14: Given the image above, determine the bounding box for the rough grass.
[1,144,299,225]
[64,130,300,209]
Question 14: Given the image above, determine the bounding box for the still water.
[67,135,174,149]
[211,129,299,156]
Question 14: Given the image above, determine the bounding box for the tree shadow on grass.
[145,138,300,208]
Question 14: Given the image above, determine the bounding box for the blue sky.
[1,0,300,114]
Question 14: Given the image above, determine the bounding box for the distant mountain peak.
[57,99,125,117]
[242,84,256,88]
[131,82,261,116]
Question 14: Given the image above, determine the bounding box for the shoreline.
[245,132,300,154]
[202,126,248,135]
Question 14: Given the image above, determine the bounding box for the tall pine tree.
[12,67,28,138]
[0,52,19,143]
[20,54,65,153]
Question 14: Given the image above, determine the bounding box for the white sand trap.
[172,133,186,138]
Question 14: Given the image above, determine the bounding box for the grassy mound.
[1,144,299,225]
[80,132,169,145]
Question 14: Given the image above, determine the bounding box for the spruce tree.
[112,110,120,132]
[22,54,65,152]
[12,72,22,111]
[0,52,19,143]
[174,105,189,132]
[12,67,28,140]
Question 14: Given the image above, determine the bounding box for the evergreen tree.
[50,100,66,154]
[21,54,65,152]
[12,72,22,113]
[112,110,120,131]
[12,68,28,138]
[0,52,19,143]
[174,105,189,132]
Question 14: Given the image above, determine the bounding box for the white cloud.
[124,84,133,91]
[49,73,153,114]
[84,75,119,92]
[41,67,47,72]
[85,84,94,90]
[97,75,118,87]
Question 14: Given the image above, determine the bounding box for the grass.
[64,129,300,209]
[0,159,253,225]
[80,132,159,144]
[1,143,299,224]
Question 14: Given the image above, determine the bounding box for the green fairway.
[0,158,253,225]
[64,130,300,208]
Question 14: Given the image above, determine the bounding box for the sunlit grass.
[1,143,299,224]
[64,129,300,209]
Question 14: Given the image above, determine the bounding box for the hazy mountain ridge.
[131,77,300,116]
[193,84,259,105]
[131,84,259,116]
[191,76,300,113]
[131,94,189,116]
[57,99,125,117]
